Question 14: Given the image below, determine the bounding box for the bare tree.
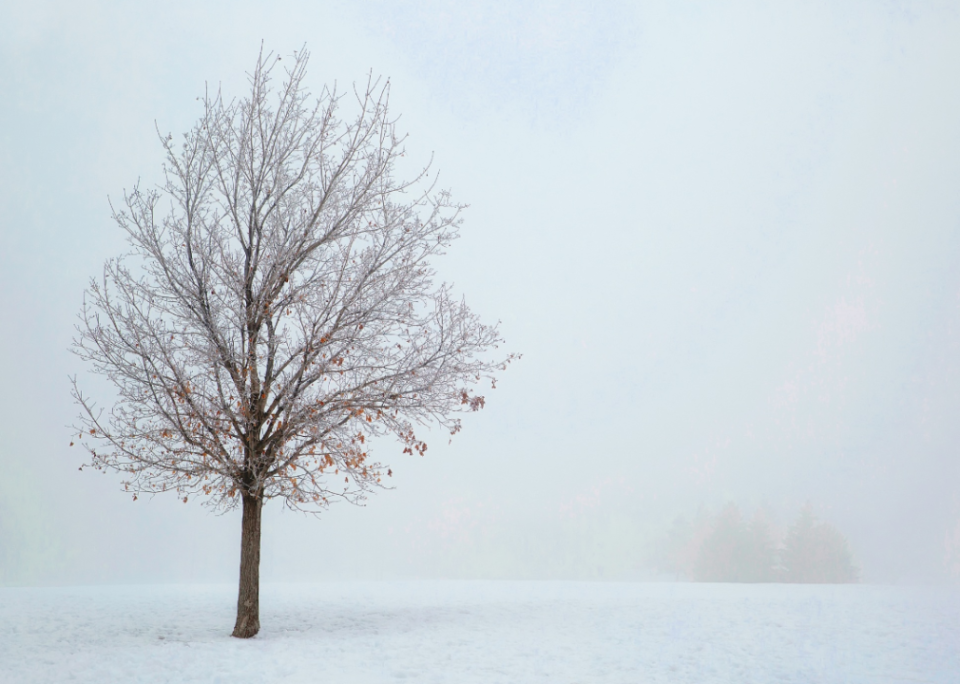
[71,48,513,638]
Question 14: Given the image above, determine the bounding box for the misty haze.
[1,1,959,682]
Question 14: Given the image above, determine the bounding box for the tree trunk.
[232,492,262,638]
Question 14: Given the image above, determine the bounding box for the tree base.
[231,614,260,639]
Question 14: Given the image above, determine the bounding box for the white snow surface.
[1,581,957,683]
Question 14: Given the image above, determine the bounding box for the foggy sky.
[1,0,959,585]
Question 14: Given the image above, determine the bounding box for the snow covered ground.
[1,581,957,683]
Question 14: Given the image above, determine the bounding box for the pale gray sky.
[2,0,959,584]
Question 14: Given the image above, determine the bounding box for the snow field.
[1,581,957,683]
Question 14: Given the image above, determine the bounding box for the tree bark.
[232,492,262,638]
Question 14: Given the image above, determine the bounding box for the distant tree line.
[654,503,859,583]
